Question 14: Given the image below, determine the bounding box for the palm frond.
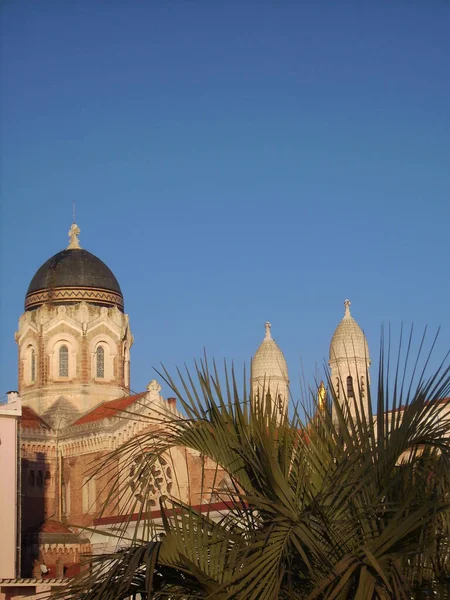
[61,329,450,599]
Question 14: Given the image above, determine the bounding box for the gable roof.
[41,396,80,429]
[73,392,147,426]
[21,406,52,430]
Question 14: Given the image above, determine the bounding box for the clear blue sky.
[1,1,449,404]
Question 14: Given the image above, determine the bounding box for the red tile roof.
[39,519,73,534]
[73,392,146,426]
[21,406,51,430]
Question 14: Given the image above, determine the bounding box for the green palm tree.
[64,332,450,599]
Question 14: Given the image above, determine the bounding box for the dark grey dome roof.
[25,249,124,311]
[27,249,122,295]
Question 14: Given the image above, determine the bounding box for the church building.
[0,222,371,596]
[13,224,231,581]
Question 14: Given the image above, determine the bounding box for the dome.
[252,322,289,382]
[25,223,124,312]
[329,300,370,364]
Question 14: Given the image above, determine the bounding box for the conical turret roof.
[252,322,289,382]
[329,300,370,364]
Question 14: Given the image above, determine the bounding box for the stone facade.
[18,381,210,574]
[17,301,133,417]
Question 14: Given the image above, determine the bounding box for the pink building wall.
[0,393,21,579]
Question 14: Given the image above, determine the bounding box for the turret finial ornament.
[344,299,351,317]
[265,321,272,339]
[318,380,327,412]
[67,223,81,250]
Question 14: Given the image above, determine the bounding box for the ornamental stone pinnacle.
[147,379,162,402]
[67,223,81,250]
[344,299,351,317]
[265,321,272,339]
[147,379,162,394]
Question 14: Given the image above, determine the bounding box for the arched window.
[28,470,35,487]
[36,470,44,487]
[346,376,354,398]
[59,345,69,377]
[96,346,105,378]
[31,349,36,382]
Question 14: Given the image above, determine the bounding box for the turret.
[251,322,289,420]
[329,300,370,419]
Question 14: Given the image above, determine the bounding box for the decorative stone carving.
[38,305,50,325]
[67,223,81,250]
[25,288,124,312]
[129,455,173,507]
[77,302,89,324]
[344,298,351,316]
[146,379,162,401]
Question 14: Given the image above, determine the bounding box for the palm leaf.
[60,328,450,599]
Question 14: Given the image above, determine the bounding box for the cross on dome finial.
[265,321,272,339]
[344,299,351,317]
[67,223,81,250]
